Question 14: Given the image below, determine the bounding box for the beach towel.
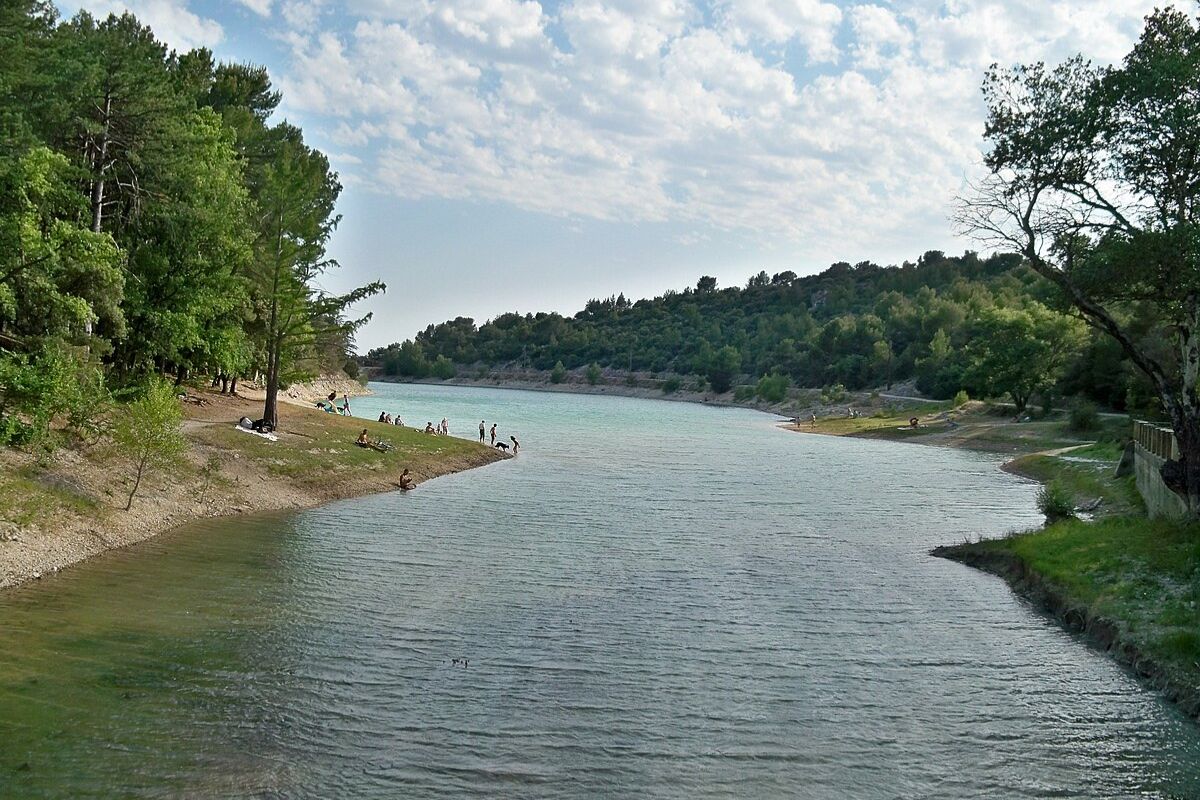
[234,425,278,442]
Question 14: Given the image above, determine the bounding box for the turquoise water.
[1,382,1198,798]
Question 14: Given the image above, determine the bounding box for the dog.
[494,442,509,451]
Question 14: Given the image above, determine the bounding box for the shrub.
[1036,480,1076,522]
[755,372,790,403]
[662,377,681,394]
[586,363,603,385]
[733,385,755,401]
[111,381,186,511]
[550,361,567,384]
[820,383,847,404]
[430,354,456,380]
[952,389,970,408]
[0,345,90,452]
[1068,399,1100,432]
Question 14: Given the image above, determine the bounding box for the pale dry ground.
[0,384,506,590]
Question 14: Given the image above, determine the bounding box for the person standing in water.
[490,423,497,446]
[341,394,351,416]
[510,435,520,454]
[479,420,486,443]
[441,418,449,436]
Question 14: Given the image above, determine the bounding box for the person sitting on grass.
[424,422,436,434]
[357,429,370,447]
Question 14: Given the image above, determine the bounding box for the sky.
[55,0,1163,350]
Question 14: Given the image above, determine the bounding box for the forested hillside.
[366,251,1153,411]
[0,1,381,441]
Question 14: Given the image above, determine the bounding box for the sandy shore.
[0,386,505,591]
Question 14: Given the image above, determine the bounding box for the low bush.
[1068,399,1100,432]
[952,389,969,407]
[550,361,567,384]
[756,372,790,403]
[1036,479,1076,522]
[662,377,681,394]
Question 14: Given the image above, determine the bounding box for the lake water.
[1,383,1198,798]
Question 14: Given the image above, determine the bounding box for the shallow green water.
[1,384,1198,798]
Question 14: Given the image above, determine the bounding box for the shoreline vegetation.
[0,379,507,591]
[784,398,1200,722]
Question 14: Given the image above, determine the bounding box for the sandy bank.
[0,389,506,591]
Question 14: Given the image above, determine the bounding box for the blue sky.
[57,0,1159,349]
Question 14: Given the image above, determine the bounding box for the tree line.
[0,1,382,448]
[365,250,1155,414]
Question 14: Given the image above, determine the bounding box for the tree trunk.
[89,92,112,234]
[230,376,238,396]
[125,454,147,511]
[1171,296,1200,516]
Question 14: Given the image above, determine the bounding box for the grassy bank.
[0,388,506,589]
[936,517,1200,719]
[791,400,1131,456]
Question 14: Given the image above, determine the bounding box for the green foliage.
[1068,399,1100,432]
[0,345,105,451]
[1036,480,1076,522]
[706,345,740,394]
[820,383,847,404]
[960,305,1085,412]
[661,377,681,394]
[952,389,970,407]
[755,372,790,403]
[550,360,566,384]
[367,249,1144,415]
[585,362,602,385]
[110,380,185,510]
[430,354,455,380]
[733,385,755,401]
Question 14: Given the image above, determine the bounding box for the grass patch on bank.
[187,407,492,488]
[969,517,1200,677]
[1007,447,1143,516]
[0,466,100,528]
[808,402,949,437]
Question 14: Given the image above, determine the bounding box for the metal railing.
[1133,419,1179,461]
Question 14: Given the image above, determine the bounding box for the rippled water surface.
[2,383,1198,798]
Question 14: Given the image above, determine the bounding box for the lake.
[1,382,1197,798]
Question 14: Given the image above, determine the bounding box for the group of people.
[423,418,450,435]
[479,420,520,454]
[378,411,405,426]
[317,391,353,415]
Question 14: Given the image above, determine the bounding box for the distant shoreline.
[373,374,873,418]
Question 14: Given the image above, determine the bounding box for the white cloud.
[65,0,223,49]
[716,0,844,62]
[235,0,272,17]
[270,0,1164,252]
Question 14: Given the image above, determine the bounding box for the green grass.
[0,467,100,527]
[188,410,491,489]
[1007,448,1143,516]
[808,402,949,436]
[970,517,1200,676]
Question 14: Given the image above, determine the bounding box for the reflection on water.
[1,383,1197,799]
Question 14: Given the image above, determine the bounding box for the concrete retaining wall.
[1132,421,1188,520]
